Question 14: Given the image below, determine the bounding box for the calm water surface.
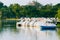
[0,20,60,40]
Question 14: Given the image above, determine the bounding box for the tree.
[0,2,3,8]
[56,9,60,18]
[9,4,22,18]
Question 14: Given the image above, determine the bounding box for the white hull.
[16,18,56,31]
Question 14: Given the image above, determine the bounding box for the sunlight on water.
[0,27,60,40]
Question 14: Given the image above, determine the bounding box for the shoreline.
[5,18,20,21]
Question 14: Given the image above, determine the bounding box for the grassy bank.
[5,18,20,21]
[57,23,60,28]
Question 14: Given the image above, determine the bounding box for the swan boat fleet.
[16,18,57,30]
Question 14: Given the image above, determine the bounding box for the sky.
[0,0,60,6]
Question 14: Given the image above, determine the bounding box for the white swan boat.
[16,18,56,30]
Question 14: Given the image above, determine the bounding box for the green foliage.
[57,9,60,18]
[0,2,3,8]
[0,1,60,19]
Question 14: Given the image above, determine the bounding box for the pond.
[0,20,60,40]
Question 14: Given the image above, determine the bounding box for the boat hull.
[41,26,56,30]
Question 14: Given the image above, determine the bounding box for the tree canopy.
[0,1,60,19]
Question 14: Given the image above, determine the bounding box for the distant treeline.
[0,1,60,19]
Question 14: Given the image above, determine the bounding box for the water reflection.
[0,27,60,40]
[0,20,60,40]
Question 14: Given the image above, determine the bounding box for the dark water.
[0,20,60,40]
